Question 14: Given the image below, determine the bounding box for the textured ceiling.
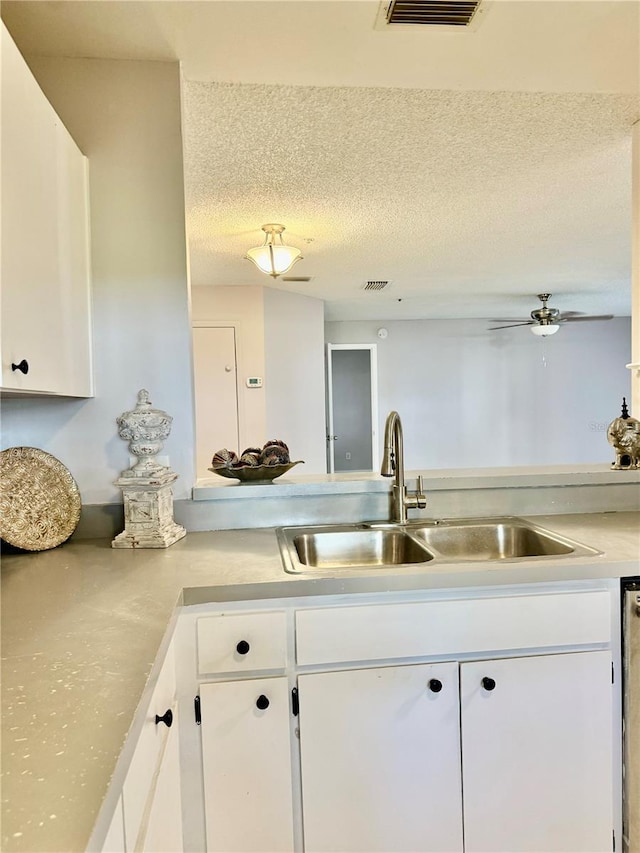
[3,0,640,321]
[184,82,639,319]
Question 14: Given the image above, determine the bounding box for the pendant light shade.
[245,224,303,278]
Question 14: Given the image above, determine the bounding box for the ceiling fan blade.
[488,322,534,330]
[562,314,614,323]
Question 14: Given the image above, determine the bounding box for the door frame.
[325,343,379,474]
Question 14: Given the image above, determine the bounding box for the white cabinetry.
[101,797,125,853]
[138,717,183,853]
[1,22,93,397]
[298,651,613,853]
[185,584,618,853]
[122,641,182,852]
[461,651,613,853]
[92,635,183,853]
[200,677,295,853]
[298,662,463,852]
[196,609,295,852]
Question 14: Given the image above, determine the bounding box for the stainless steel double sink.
[276,517,601,573]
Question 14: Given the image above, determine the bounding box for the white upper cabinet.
[1,22,93,397]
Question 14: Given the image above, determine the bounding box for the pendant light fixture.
[245,224,303,278]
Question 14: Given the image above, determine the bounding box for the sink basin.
[412,521,576,561]
[276,517,601,573]
[290,528,434,569]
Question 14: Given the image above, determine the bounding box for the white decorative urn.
[116,389,172,477]
[112,390,186,549]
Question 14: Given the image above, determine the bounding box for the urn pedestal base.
[112,470,186,549]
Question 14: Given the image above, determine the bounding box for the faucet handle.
[416,475,426,509]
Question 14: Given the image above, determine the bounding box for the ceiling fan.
[489,293,614,336]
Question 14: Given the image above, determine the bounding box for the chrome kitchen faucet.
[381,411,426,523]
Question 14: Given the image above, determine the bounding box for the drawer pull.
[256,694,270,710]
[155,708,173,727]
[482,677,496,692]
[236,640,251,655]
[428,679,443,693]
[11,359,29,375]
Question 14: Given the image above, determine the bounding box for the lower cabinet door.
[101,797,126,853]
[200,677,295,852]
[139,714,184,853]
[297,662,463,852]
[461,651,614,853]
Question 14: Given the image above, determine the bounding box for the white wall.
[264,288,326,473]
[0,56,194,503]
[191,285,327,474]
[632,119,640,415]
[326,317,632,469]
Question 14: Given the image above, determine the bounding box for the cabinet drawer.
[122,642,176,850]
[295,590,611,666]
[197,610,288,675]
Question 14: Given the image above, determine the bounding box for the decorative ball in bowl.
[209,441,304,484]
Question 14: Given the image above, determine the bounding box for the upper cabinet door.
[1,23,93,397]
[298,662,464,853]
[461,651,614,853]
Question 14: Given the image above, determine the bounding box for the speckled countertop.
[2,512,639,852]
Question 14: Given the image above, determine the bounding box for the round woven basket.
[0,447,81,551]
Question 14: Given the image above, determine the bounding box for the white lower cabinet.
[138,713,184,853]
[101,796,126,853]
[122,641,182,851]
[165,583,621,853]
[296,651,613,853]
[93,636,183,853]
[199,677,295,852]
[297,662,463,852]
[460,651,613,853]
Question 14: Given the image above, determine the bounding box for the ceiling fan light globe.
[530,323,560,337]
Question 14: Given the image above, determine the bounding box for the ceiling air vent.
[383,0,483,27]
[363,280,392,292]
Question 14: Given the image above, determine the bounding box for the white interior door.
[326,344,378,473]
[461,651,613,853]
[298,662,463,852]
[193,326,240,479]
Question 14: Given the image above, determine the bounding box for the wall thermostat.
[246,377,263,388]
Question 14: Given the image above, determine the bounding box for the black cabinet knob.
[155,708,173,727]
[482,677,496,691]
[11,359,29,375]
[236,640,250,655]
[256,694,270,710]
[428,679,443,693]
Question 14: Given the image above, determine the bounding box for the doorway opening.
[326,344,379,473]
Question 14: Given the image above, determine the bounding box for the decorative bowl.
[209,460,304,484]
